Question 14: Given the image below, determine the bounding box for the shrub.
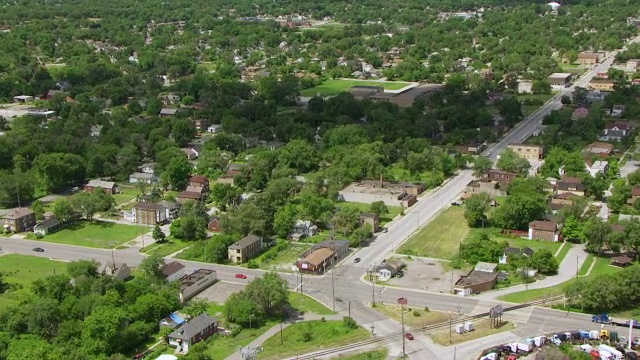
[301,331,313,342]
[247,260,258,269]
[424,307,430,312]
[413,310,421,317]
[343,316,358,329]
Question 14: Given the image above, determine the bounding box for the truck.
[593,313,611,324]
[599,344,624,360]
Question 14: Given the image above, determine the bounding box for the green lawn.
[300,79,411,96]
[38,220,145,248]
[502,236,562,256]
[113,186,140,205]
[554,242,572,263]
[0,254,67,306]
[259,320,370,360]
[204,321,279,359]
[306,231,332,244]
[578,254,595,276]
[398,206,469,259]
[335,202,402,226]
[140,237,191,257]
[289,292,335,315]
[255,243,311,272]
[335,350,388,360]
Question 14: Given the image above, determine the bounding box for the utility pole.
[576,255,579,279]
[280,322,284,345]
[15,182,20,208]
[398,298,408,357]
[370,268,376,306]
[348,301,351,318]
[331,268,336,312]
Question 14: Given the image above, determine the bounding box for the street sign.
[397,297,408,305]
[489,305,503,318]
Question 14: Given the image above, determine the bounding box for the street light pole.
[370,268,376,306]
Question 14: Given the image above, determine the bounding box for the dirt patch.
[386,257,467,294]
[195,281,245,304]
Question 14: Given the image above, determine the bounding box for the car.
[235,274,247,279]
[354,257,361,263]
[404,333,414,340]
[485,152,492,157]
[32,247,44,252]
[451,201,462,206]
[395,271,404,278]
[382,228,388,233]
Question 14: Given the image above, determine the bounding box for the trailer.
[599,344,624,360]
[611,319,640,330]
[517,341,533,352]
[533,336,547,347]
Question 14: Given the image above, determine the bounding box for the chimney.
[380,174,384,188]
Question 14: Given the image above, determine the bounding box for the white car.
[485,152,492,157]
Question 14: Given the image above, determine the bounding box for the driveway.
[619,160,640,178]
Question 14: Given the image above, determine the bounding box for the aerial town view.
[1,0,640,359]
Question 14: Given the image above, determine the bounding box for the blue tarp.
[169,313,185,325]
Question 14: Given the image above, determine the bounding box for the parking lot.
[195,281,244,304]
[386,257,468,293]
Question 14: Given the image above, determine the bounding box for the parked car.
[395,271,404,278]
[451,201,462,206]
[382,228,388,233]
[354,258,361,263]
[235,274,247,279]
[485,152,492,157]
[32,247,44,252]
[404,333,414,340]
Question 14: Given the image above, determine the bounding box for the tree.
[32,153,86,191]
[583,217,611,256]
[139,254,165,280]
[561,216,584,242]
[497,98,523,127]
[67,260,99,278]
[163,156,192,191]
[277,139,319,173]
[609,179,631,213]
[71,192,99,220]
[464,193,490,227]
[472,156,492,178]
[244,272,290,318]
[152,225,166,243]
[349,224,373,247]
[494,179,547,230]
[210,183,242,211]
[624,219,640,255]
[170,201,208,241]
[298,192,334,225]
[541,148,585,178]
[273,204,297,238]
[496,149,530,177]
[333,205,360,235]
[628,169,640,186]
[82,306,128,355]
[531,80,551,94]
[223,292,261,327]
[51,198,76,223]
[459,232,507,264]
[529,250,558,275]
[31,200,45,220]
[369,201,389,217]
[171,119,196,147]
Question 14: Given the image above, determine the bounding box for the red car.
[404,333,414,340]
[235,274,247,279]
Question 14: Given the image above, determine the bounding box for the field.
[204,320,279,359]
[504,237,563,257]
[430,319,515,345]
[374,304,449,330]
[254,242,312,271]
[259,320,370,359]
[289,292,335,316]
[0,254,67,305]
[37,220,144,248]
[140,237,191,257]
[300,79,412,97]
[113,186,140,205]
[398,206,469,259]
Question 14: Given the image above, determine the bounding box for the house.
[159,201,180,220]
[611,255,634,267]
[13,95,34,103]
[178,269,217,302]
[192,119,211,132]
[529,221,560,242]
[160,108,178,117]
[586,142,614,156]
[577,52,600,65]
[90,125,103,137]
[159,312,189,329]
[288,220,319,241]
[3,208,36,232]
[207,124,222,133]
[626,59,640,70]
[586,160,609,177]
[517,80,533,94]
[548,193,578,211]
[129,172,159,184]
[359,213,380,232]
[610,105,625,117]
[133,202,167,225]
[547,73,572,90]
[453,262,498,296]
[572,106,590,120]
[139,163,157,174]
[168,313,218,354]
[586,90,609,103]
[188,176,209,194]
[375,258,406,281]
[226,163,245,177]
[556,176,585,196]
[33,214,60,236]
[182,148,199,160]
[296,239,350,273]
[499,247,534,264]
[176,191,205,204]
[85,179,118,194]
[589,79,615,92]
[208,216,221,232]
[227,234,263,263]
[159,93,181,105]
[101,261,131,280]
[455,142,487,155]
[601,122,633,141]
[161,261,186,282]
[484,170,517,184]
[507,144,544,160]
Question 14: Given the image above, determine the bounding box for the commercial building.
[351,84,444,108]
[338,177,425,207]
[453,262,498,296]
[296,239,350,273]
[589,79,615,92]
[547,73,572,90]
[576,52,600,65]
[178,269,217,302]
[507,144,544,160]
[227,234,263,263]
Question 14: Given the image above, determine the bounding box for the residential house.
[610,105,625,117]
[159,201,180,220]
[13,95,34,103]
[192,119,211,132]
[586,142,614,156]
[528,221,560,242]
[90,125,103,137]
[572,106,589,120]
[207,124,222,133]
[586,160,609,177]
[176,191,205,204]
[227,235,263,263]
[507,144,544,160]
[517,80,533,94]
[627,59,640,71]
[453,262,498,296]
[577,52,600,65]
[548,193,578,212]
[129,172,159,184]
[178,269,217,302]
[359,213,380,232]
[159,312,189,329]
[182,148,199,160]
[188,176,209,194]
[499,247,534,264]
[586,90,609,103]
[33,214,60,236]
[3,208,36,232]
[161,261,186,282]
[226,163,245,177]
[375,258,406,281]
[288,220,319,241]
[133,202,167,225]
[547,73,572,90]
[601,122,633,142]
[589,79,615,92]
[168,313,218,354]
[139,163,157,174]
[159,93,181,105]
[85,179,118,194]
[454,141,487,155]
[556,176,585,197]
[208,216,221,232]
[628,187,640,205]
[101,261,131,280]
[296,239,350,273]
[484,170,517,184]
[160,108,178,117]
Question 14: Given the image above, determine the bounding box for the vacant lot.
[205,320,279,359]
[289,292,335,316]
[300,79,412,96]
[398,206,469,259]
[141,237,190,257]
[374,304,449,330]
[259,320,370,360]
[0,254,67,305]
[430,319,515,345]
[386,257,468,293]
[39,221,144,248]
[254,242,312,272]
[113,186,140,205]
[504,236,563,257]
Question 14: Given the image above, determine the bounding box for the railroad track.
[290,297,565,359]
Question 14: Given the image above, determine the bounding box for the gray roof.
[161,261,185,277]
[86,179,116,189]
[160,108,178,115]
[229,234,262,249]
[34,216,59,229]
[168,313,217,341]
[130,172,156,180]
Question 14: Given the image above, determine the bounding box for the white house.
[139,163,156,174]
[288,220,319,241]
[207,124,222,133]
[586,160,609,177]
[129,172,159,184]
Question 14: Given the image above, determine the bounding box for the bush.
[36,233,43,239]
[343,316,358,329]
[247,260,259,269]
[301,331,313,342]
[424,307,430,312]
[412,310,421,317]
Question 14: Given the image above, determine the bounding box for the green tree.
[349,224,373,247]
[277,139,319,173]
[139,254,165,280]
[224,292,261,327]
[210,183,242,211]
[472,156,492,178]
[31,200,45,220]
[32,153,86,191]
[464,193,490,227]
[67,260,99,278]
[82,306,128,355]
[529,250,558,275]
[244,272,290,318]
[273,204,297,238]
[334,205,360,235]
[171,119,196,147]
[561,216,584,242]
[163,156,192,191]
[152,225,166,243]
[51,198,76,223]
[628,169,640,186]
[369,201,389,217]
[459,232,507,264]
[583,217,611,256]
[531,80,551,94]
[609,179,631,213]
[496,149,530,177]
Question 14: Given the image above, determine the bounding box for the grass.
[374,304,449,330]
[254,243,312,271]
[430,319,515,345]
[398,206,469,259]
[335,202,402,226]
[140,237,191,257]
[300,79,411,96]
[305,231,332,244]
[113,186,140,205]
[498,235,562,256]
[0,254,67,306]
[197,62,216,73]
[554,242,572,263]
[204,320,279,359]
[288,292,335,316]
[259,320,370,360]
[37,220,144,248]
[578,254,595,276]
[334,349,388,359]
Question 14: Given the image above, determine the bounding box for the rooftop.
[548,72,572,79]
[178,269,216,291]
[168,313,217,341]
[455,270,498,287]
[529,220,557,232]
[161,261,185,278]
[86,179,115,188]
[6,208,35,219]
[303,247,334,267]
[134,202,165,210]
[228,234,262,249]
